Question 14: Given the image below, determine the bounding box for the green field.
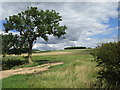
[2,49,99,88]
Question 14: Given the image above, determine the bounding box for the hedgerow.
[91,41,120,87]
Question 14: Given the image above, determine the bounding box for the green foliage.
[4,7,67,44]
[2,33,16,56]
[91,41,120,87]
[2,34,28,56]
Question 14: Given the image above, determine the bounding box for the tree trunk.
[28,46,33,64]
[28,53,33,63]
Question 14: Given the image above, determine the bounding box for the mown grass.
[2,49,98,88]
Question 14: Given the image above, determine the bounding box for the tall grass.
[28,59,97,88]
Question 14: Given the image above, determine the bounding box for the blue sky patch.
[90,17,118,39]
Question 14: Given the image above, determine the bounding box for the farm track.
[9,51,74,56]
[0,62,64,79]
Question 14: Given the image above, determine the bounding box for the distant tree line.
[64,46,87,49]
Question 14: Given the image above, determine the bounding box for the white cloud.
[1,2,118,50]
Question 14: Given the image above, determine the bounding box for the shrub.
[91,41,120,87]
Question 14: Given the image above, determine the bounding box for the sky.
[0,1,119,50]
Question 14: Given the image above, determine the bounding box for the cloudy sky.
[0,1,118,50]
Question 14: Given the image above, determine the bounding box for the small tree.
[2,33,16,57]
[3,7,67,63]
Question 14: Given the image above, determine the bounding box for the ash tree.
[3,7,67,63]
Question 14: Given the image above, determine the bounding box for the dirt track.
[1,51,72,79]
[0,62,64,79]
[10,51,74,56]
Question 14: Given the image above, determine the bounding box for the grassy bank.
[2,49,98,88]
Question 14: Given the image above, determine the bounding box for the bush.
[91,41,120,87]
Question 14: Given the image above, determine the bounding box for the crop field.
[2,49,99,88]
